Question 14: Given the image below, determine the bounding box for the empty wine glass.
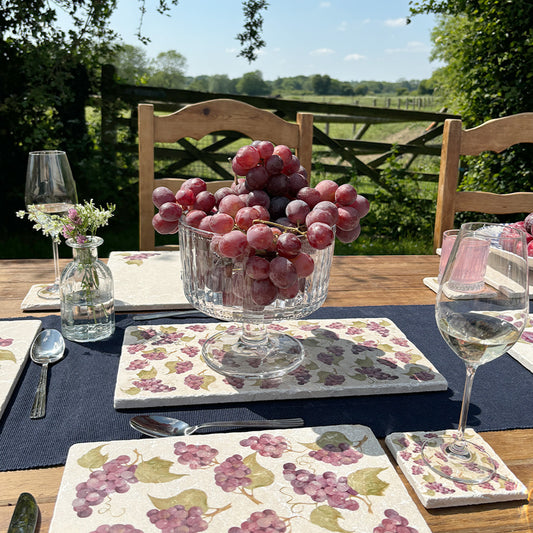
[24,151,78,298]
[422,222,529,483]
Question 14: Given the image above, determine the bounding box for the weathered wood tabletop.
[1,255,532,533]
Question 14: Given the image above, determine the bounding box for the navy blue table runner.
[2,305,533,471]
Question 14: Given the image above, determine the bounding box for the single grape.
[269,256,298,289]
[286,199,310,225]
[251,278,278,305]
[269,196,290,220]
[334,183,358,206]
[255,140,275,159]
[276,232,302,258]
[218,194,246,218]
[245,166,269,190]
[307,222,335,250]
[182,177,207,195]
[194,190,216,212]
[289,252,314,277]
[152,186,176,208]
[185,209,207,228]
[232,177,249,195]
[152,213,179,235]
[266,173,289,197]
[278,280,299,299]
[210,212,235,234]
[265,154,284,175]
[246,255,271,280]
[158,201,182,222]
[314,201,339,225]
[214,187,233,205]
[282,154,301,175]
[232,158,249,176]
[336,205,360,231]
[350,194,370,217]
[175,187,196,209]
[197,215,213,231]
[297,186,321,208]
[336,224,361,243]
[315,180,338,202]
[247,223,274,251]
[288,172,308,197]
[247,189,270,209]
[219,230,248,258]
[235,206,260,230]
[305,208,335,228]
[234,145,261,170]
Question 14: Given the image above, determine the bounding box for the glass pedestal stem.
[52,237,61,287]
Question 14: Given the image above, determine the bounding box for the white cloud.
[337,21,348,31]
[225,47,238,54]
[385,17,407,27]
[385,41,428,54]
[319,2,331,7]
[345,53,365,62]
[310,48,335,56]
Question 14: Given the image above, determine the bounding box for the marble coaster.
[385,429,528,508]
[21,251,192,311]
[114,317,448,409]
[49,424,431,532]
[508,314,533,373]
[0,320,42,419]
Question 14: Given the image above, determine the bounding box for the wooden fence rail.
[99,64,459,195]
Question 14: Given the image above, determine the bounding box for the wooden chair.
[138,99,314,250]
[433,113,533,250]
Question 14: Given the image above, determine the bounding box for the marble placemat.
[508,314,533,373]
[385,429,528,508]
[0,320,42,419]
[21,251,192,311]
[49,424,431,533]
[114,317,448,409]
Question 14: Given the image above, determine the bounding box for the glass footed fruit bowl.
[179,218,334,379]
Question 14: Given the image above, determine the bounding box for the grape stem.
[253,219,307,236]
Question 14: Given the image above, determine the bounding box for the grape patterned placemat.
[0,319,41,420]
[49,424,431,533]
[21,251,192,311]
[113,318,448,409]
[385,429,528,508]
[508,314,533,373]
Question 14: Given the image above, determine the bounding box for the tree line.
[111,44,433,97]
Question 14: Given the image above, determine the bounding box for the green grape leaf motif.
[77,445,108,469]
[149,489,209,512]
[347,467,389,496]
[135,457,187,483]
[0,349,16,362]
[200,375,217,391]
[137,366,158,380]
[309,505,352,533]
[123,386,141,395]
[243,453,275,489]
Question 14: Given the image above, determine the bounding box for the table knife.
[7,492,38,533]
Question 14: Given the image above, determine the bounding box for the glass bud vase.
[60,236,115,342]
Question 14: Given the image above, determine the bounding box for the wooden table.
[1,255,532,533]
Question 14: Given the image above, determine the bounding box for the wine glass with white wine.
[422,222,529,484]
[24,150,78,298]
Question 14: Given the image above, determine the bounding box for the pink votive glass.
[438,229,459,282]
[448,236,490,293]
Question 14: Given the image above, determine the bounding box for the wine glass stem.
[52,238,60,285]
[449,364,477,456]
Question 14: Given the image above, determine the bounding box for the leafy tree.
[311,74,331,95]
[236,70,270,96]
[149,50,187,88]
[409,0,533,196]
[111,44,152,85]
[208,74,237,93]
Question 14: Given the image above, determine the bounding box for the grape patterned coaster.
[49,424,431,533]
[21,251,192,311]
[508,314,533,373]
[0,320,41,419]
[113,318,447,409]
[385,429,528,509]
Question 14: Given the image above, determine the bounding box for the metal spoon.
[29,329,65,419]
[130,415,305,438]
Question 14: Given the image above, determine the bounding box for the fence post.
[100,64,118,164]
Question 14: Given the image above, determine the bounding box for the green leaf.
[376,344,394,353]
[200,375,217,391]
[135,457,187,483]
[137,366,157,379]
[347,467,389,496]
[123,386,141,395]
[125,259,143,266]
[309,506,352,533]
[0,349,16,362]
[77,445,108,469]
[316,431,353,449]
[355,356,375,368]
[165,361,178,373]
[149,489,209,512]
[243,453,275,489]
[160,326,178,334]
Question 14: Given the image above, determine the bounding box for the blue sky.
[107,0,440,82]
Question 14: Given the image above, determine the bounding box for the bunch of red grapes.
[152,141,369,307]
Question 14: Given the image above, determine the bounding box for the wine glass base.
[201,328,305,380]
[37,283,60,299]
[421,434,496,484]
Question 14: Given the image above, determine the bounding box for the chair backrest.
[138,99,314,250]
[433,113,533,250]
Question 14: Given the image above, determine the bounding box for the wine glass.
[422,222,529,484]
[24,150,78,298]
